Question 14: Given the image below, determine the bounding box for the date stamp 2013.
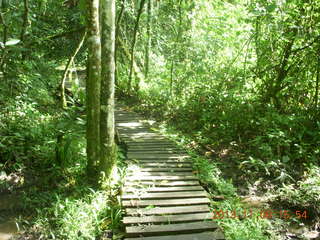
[212,209,307,220]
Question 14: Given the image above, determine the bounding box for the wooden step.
[126,221,218,237]
[128,148,184,152]
[128,154,190,159]
[130,167,192,172]
[122,191,208,200]
[123,212,213,224]
[134,163,192,168]
[126,175,197,181]
[126,204,210,216]
[127,172,194,176]
[125,140,175,144]
[123,197,211,207]
[129,159,192,164]
[116,122,145,127]
[124,186,204,193]
[125,180,200,187]
[125,230,225,240]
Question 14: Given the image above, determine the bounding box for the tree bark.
[86,0,101,177]
[128,0,146,92]
[100,0,116,180]
[115,0,126,86]
[0,5,7,79]
[20,0,29,42]
[315,48,320,111]
[60,30,87,108]
[144,0,152,78]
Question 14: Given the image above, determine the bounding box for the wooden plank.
[136,163,192,167]
[127,150,187,155]
[133,167,192,172]
[123,212,213,224]
[127,172,194,176]
[122,197,210,207]
[125,230,225,240]
[126,222,218,236]
[120,134,162,138]
[124,186,203,193]
[125,140,175,144]
[117,127,150,131]
[129,159,192,164]
[128,148,184,152]
[122,191,208,200]
[125,180,200,187]
[128,154,190,159]
[116,122,145,127]
[125,205,210,216]
[126,175,197,181]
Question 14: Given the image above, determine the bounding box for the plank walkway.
[115,106,225,240]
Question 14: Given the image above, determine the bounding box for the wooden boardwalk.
[115,106,225,240]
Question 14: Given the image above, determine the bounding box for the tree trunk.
[86,0,101,177]
[128,0,146,92]
[100,0,116,180]
[144,0,152,78]
[20,0,29,42]
[315,49,320,111]
[0,5,8,79]
[60,30,87,108]
[115,0,125,86]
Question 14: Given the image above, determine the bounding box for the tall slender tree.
[128,0,146,92]
[86,0,101,176]
[100,0,116,179]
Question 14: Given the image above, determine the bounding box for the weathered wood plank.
[125,230,225,240]
[123,185,203,193]
[128,148,184,153]
[126,175,197,181]
[126,222,218,236]
[125,140,175,144]
[123,212,213,224]
[131,167,192,172]
[127,171,194,176]
[122,198,210,207]
[127,150,187,155]
[116,122,146,127]
[124,180,200,187]
[125,204,210,216]
[128,154,190,159]
[122,191,208,200]
[129,159,192,164]
[135,163,192,168]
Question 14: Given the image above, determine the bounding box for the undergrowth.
[0,60,125,239]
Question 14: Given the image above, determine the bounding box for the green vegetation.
[1,0,319,239]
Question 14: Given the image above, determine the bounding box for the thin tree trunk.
[60,30,87,108]
[170,60,174,96]
[115,0,125,87]
[0,7,7,79]
[128,0,146,92]
[86,0,101,177]
[169,0,182,98]
[20,0,29,42]
[100,0,116,180]
[315,51,320,110]
[144,0,151,78]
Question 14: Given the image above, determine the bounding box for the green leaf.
[266,3,277,13]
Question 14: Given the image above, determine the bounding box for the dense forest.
[0,0,319,239]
